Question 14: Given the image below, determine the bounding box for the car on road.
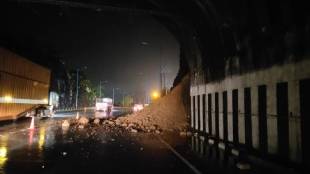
[133,104,144,112]
[96,98,113,113]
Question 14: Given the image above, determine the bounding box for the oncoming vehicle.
[133,104,144,112]
[96,98,113,113]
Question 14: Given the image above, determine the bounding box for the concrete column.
[212,93,216,136]
[219,92,224,140]
[227,90,233,142]
[205,88,209,134]
[238,88,246,144]
[288,80,302,163]
[195,94,199,130]
[199,85,205,132]
[191,95,194,128]
[251,86,259,149]
[200,95,204,132]
[267,83,278,154]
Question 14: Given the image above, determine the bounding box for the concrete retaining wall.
[190,59,310,164]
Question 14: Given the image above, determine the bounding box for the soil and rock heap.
[117,75,190,133]
[61,75,190,135]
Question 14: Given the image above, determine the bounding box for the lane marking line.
[157,136,203,174]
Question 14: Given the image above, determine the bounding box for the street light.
[112,87,120,105]
[151,91,160,100]
[75,66,87,109]
[140,41,167,96]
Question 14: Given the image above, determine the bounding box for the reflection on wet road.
[0,110,298,174]
[0,108,196,174]
[0,118,193,174]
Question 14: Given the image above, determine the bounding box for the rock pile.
[115,75,190,132]
[59,75,191,135]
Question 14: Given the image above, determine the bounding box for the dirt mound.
[117,75,190,132]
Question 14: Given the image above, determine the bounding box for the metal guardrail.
[55,106,133,113]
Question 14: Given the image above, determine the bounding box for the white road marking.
[157,136,203,174]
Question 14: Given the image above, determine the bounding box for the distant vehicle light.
[4,96,13,103]
[96,98,113,112]
[133,104,144,112]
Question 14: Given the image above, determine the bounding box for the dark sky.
[1,2,180,101]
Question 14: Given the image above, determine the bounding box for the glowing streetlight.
[151,91,160,100]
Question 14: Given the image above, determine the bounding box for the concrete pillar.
[190,87,195,129]
[199,95,204,132]
[267,83,278,154]
[191,95,194,128]
[219,92,224,140]
[199,85,205,132]
[205,89,209,134]
[238,88,246,144]
[212,93,216,136]
[227,90,234,142]
[195,94,199,130]
[251,86,259,149]
[204,85,209,133]
[288,80,302,163]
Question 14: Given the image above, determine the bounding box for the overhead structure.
[3,0,310,168]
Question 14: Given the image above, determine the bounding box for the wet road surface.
[0,111,300,174]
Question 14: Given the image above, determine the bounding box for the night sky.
[0,2,180,101]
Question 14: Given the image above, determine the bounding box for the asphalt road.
[0,111,300,174]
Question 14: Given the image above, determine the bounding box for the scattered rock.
[150,125,156,131]
[108,121,115,125]
[128,123,135,127]
[155,130,161,134]
[180,131,187,136]
[78,117,89,125]
[115,120,121,126]
[93,118,100,125]
[78,125,84,129]
[131,129,138,133]
[236,162,251,170]
[121,123,128,127]
[62,120,70,128]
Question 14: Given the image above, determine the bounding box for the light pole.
[140,41,166,96]
[75,66,87,109]
[112,87,120,105]
[75,69,79,109]
[99,81,102,98]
